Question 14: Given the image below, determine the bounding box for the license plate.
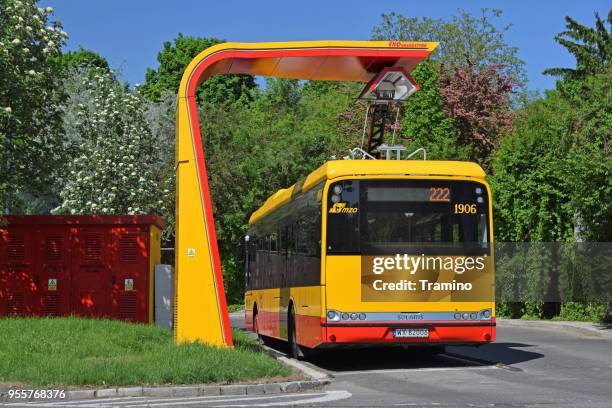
[392,328,429,338]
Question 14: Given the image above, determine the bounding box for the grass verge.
[227,304,245,313]
[0,317,292,387]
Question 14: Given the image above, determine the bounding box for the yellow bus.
[242,159,495,358]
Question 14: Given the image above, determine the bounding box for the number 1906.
[454,203,477,214]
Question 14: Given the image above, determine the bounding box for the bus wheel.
[253,309,263,345]
[288,306,302,359]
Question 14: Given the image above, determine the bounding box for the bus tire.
[253,306,263,345]
[288,306,303,359]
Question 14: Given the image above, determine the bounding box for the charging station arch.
[174,40,439,346]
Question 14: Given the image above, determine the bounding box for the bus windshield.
[326,179,490,255]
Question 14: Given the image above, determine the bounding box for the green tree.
[260,78,302,111]
[372,10,517,164]
[141,34,256,106]
[558,68,611,242]
[494,31,611,243]
[401,60,468,161]
[301,80,343,97]
[492,12,611,320]
[492,91,575,242]
[372,8,526,89]
[55,46,109,71]
[0,0,67,213]
[491,94,574,317]
[544,10,611,79]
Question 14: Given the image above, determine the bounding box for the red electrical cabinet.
[0,215,164,323]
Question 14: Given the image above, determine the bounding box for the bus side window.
[280,225,291,255]
[244,238,253,272]
[270,232,277,252]
[290,223,297,254]
[262,235,269,286]
[306,210,320,257]
[294,218,304,255]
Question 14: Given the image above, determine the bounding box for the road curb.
[0,379,331,402]
[498,318,612,338]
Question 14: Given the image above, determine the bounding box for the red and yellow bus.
[243,159,495,358]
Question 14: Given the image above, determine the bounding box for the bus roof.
[248,160,486,224]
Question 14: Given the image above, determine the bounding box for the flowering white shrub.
[53,67,163,216]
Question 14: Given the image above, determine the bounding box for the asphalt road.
[230,312,612,408]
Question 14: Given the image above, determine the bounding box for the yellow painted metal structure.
[175,41,438,346]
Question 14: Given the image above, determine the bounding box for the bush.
[555,302,609,323]
[496,301,610,323]
[496,302,522,318]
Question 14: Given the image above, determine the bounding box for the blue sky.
[49,0,609,92]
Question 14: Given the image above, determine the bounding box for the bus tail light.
[328,310,368,321]
[456,311,492,320]
[326,310,341,322]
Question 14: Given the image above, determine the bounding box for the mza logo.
[329,202,358,214]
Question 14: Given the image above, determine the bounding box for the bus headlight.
[454,312,461,320]
[462,313,469,320]
[470,312,477,320]
[358,313,366,320]
[350,313,358,320]
[480,309,492,320]
[326,310,340,322]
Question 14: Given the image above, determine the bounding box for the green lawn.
[227,304,245,313]
[0,317,292,387]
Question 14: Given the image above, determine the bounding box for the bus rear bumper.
[321,322,496,346]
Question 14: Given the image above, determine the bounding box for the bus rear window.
[326,179,490,255]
